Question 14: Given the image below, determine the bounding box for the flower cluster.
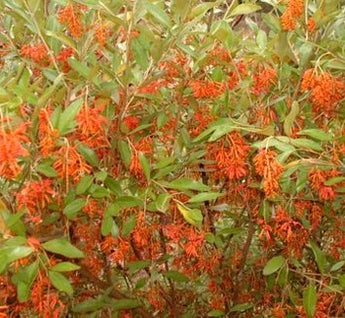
[281,0,304,31]
[301,69,345,116]
[254,150,284,197]
[58,5,83,38]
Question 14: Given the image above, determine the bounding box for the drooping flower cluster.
[308,168,341,201]
[254,150,284,197]
[21,43,49,64]
[17,180,55,224]
[56,47,75,72]
[58,5,83,38]
[301,69,345,116]
[214,132,250,180]
[75,104,108,149]
[0,121,29,179]
[53,145,91,183]
[189,80,225,99]
[129,136,153,182]
[281,0,304,31]
[38,108,59,157]
[251,67,277,95]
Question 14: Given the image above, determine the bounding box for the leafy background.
[1,0,345,317]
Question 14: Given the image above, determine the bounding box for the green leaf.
[188,192,223,203]
[73,297,106,313]
[297,129,332,141]
[309,241,326,274]
[303,284,317,318]
[177,203,203,227]
[63,199,86,219]
[145,2,172,28]
[163,178,210,191]
[326,59,345,71]
[190,2,220,19]
[101,216,119,237]
[46,30,76,49]
[68,58,90,78]
[330,261,345,272]
[299,42,313,67]
[57,99,83,135]
[150,193,171,213]
[110,299,141,310]
[138,152,150,181]
[104,177,122,195]
[121,214,137,236]
[229,4,261,16]
[209,124,235,142]
[37,162,59,177]
[291,138,323,151]
[118,140,132,168]
[105,203,120,217]
[89,184,110,198]
[263,255,285,276]
[48,271,73,295]
[163,270,189,283]
[0,246,33,267]
[339,274,345,288]
[36,74,63,107]
[76,175,94,194]
[284,101,299,136]
[208,309,225,317]
[77,143,100,167]
[229,303,253,312]
[211,20,235,49]
[128,260,151,275]
[51,262,81,272]
[256,29,267,49]
[15,261,39,302]
[43,238,84,258]
[324,176,345,186]
[117,196,143,209]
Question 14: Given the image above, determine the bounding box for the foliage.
[1,0,345,316]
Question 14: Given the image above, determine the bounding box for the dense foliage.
[1,0,345,317]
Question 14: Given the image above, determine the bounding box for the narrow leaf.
[263,255,285,276]
[48,271,73,295]
[303,284,317,318]
[43,238,84,258]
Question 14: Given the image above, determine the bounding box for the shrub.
[1,0,345,317]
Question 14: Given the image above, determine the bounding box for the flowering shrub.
[1,0,345,317]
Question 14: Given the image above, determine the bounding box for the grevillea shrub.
[1,0,345,317]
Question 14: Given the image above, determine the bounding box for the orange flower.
[56,47,75,72]
[39,108,59,157]
[132,212,151,249]
[95,23,111,47]
[58,5,83,38]
[76,105,108,149]
[129,136,153,181]
[281,0,304,31]
[214,132,250,180]
[287,0,303,18]
[281,10,296,31]
[254,150,283,197]
[53,145,91,182]
[137,79,168,95]
[301,70,345,116]
[0,122,29,179]
[183,228,204,257]
[307,17,316,33]
[251,67,277,95]
[123,116,139,130]
[189,80,225,99]
[21,43,48,63]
